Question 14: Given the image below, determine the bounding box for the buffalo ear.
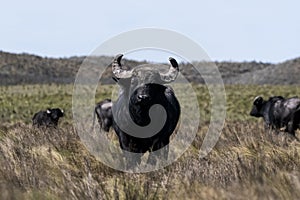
[114,77,131,87]
[46,109,51,114]
[253,96,263,106]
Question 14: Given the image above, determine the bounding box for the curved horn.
[253,96,263,105]
[112,54,133,79]
[160,57,179,83]
[254,96,261,101]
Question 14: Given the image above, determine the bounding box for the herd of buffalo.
[30,54,300,165]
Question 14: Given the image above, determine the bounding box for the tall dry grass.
[1,84,300,199]
[0,121,299,199]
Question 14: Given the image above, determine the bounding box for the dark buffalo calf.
[250,96,300,136]
[32,108,64,128]
[93,99,113,132]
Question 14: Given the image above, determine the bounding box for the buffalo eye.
[254,97,263,106]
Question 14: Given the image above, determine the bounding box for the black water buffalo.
[111,54,180,166]
[32,108,64,128]
[92,99,113,132]
[250,96,300,136]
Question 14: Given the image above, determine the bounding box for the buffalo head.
[47,108,64,121]
[112,54,179,99]
[250,96,264,117]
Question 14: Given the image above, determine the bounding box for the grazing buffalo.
[111,54,180,166]
[250,96,300,136]
[32,108,64,128]
[92,99,113,132]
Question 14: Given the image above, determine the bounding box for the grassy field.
[2,84,300,124]
[0,84,300,199]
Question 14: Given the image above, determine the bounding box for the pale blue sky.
[1,0,300,62]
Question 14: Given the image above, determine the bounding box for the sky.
[1,0,300,63]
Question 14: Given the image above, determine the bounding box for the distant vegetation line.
[1,51,300,85]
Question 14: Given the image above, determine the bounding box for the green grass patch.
[1,84,300,124]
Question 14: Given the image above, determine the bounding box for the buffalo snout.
[250,106,258,117]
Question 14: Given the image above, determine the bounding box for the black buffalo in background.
[32,108,64,128]
[93,99,113,132]
[250,96,300,136]
[111,54,181,167]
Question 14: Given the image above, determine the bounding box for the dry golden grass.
[0,121,299,199]
[0,84,300,199]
